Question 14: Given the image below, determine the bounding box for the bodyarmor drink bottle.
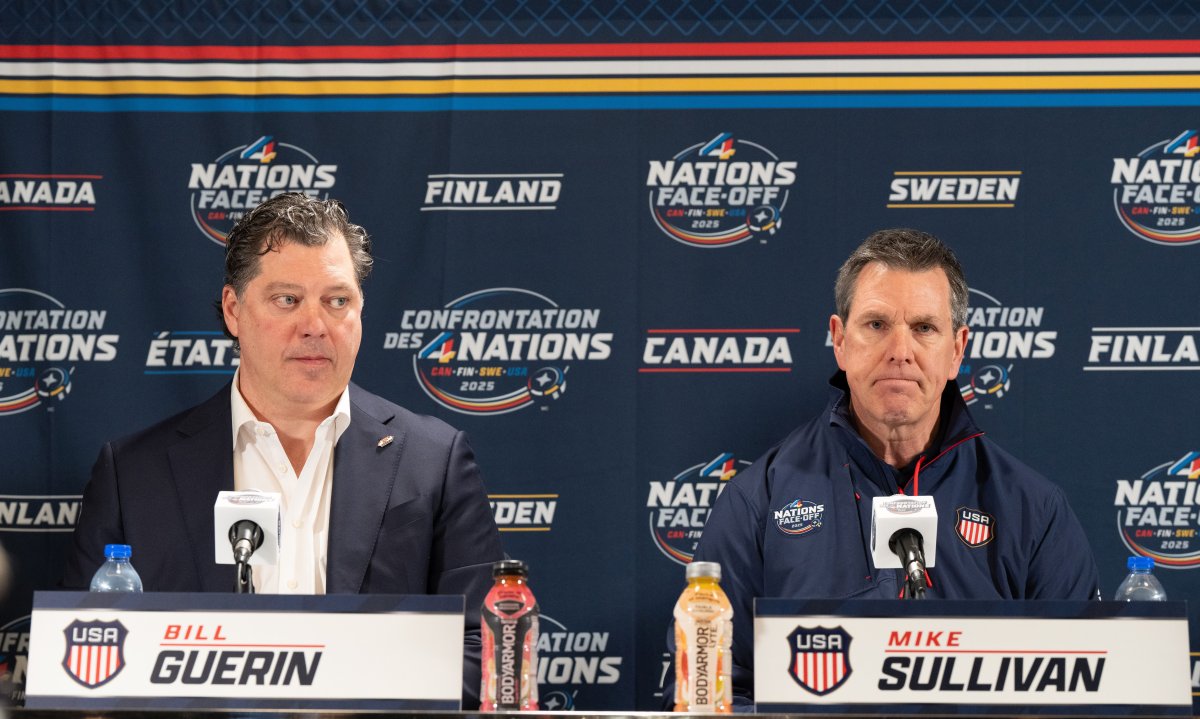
[480,559,539,710]
[674,560,732,712]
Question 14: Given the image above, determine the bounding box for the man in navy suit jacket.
[62,193,504,707]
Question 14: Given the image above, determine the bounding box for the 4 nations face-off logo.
[1111,129,1200,245]
[1114,451,1200,568]
[0,288,119,416]
[647,133,796,248]
[957,289,1056,409]
[647,453,749,564]
[537,614,623,710]
[187,135,338,246]
[0,615,30,703]
[386,288,612,415]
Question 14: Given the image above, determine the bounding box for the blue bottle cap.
[104,544,132,560]
[1126,555,1154,571]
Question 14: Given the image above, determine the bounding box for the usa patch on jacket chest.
[956,506,995,547]
[773,498,825,536]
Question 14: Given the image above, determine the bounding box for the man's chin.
[281,375,344,403]
[875,401,920,427]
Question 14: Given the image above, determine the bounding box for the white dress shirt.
[230,371,352,594]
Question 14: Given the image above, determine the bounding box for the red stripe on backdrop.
[0,207,95,212]
[1,40,1200,61]
[0,173,103,179]
[646,328,801,334]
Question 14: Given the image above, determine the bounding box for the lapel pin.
[377,435,394,448]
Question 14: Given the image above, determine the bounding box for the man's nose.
[298,302,328,337]
[886,327,914,362]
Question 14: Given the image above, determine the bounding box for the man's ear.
[830,314,847,370]
[221,285,240,339]
[948,324,969,379]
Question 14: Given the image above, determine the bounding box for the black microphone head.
[229,519,264,549]
[889,527,923,555]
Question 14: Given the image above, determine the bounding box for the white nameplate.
[25,592,464,710]
[755,599,1190,715]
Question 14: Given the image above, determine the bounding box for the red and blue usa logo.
[62,619,127,688]
[787,625,851,695]
[773,498,825,536]
[956,507,995,548]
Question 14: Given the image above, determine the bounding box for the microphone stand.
[229,520,264,594]
[889,529,928,600]
[904,572,926,600]
[236,561,254,594]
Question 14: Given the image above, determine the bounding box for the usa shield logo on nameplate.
[62,619,128,688]
[787,625,852,695]
[956,506,995,548]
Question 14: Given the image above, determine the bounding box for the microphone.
[229,520,264,564]
[889,528,927,597]
[213,491,281,567]
[870,495,938,599]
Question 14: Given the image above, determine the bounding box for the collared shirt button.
[287,579,297,590]
[292,519,302,529]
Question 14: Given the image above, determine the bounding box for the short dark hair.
[215,192,372,345]
[834,228,968,329]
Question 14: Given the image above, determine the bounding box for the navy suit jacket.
[61,382,504,706]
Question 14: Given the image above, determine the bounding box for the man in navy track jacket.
[676,228,1100,709]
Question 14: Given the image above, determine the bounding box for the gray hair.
[215,192,372,344]
[834,228,968,329]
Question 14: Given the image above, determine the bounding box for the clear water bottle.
[89,544,143,592]
[1113,555,1166,601]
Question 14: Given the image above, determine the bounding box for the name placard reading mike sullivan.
[754,599,1191,716]
[25,592,465,710]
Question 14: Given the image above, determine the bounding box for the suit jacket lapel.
[327,385,404,593]
[167,385,236,592]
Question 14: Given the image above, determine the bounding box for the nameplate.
[25,592,464,710]
[754,599,1191,715]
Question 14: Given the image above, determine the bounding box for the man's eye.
[916,324,934,333]
[868,320,884,330]
[330,297,348,309]
[275,295,297,307]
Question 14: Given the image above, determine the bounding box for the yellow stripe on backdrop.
[3,74,1200,95]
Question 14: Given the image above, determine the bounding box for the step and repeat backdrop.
[1,0,1199,710]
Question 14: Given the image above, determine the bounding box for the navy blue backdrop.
[1,0,1198,709]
